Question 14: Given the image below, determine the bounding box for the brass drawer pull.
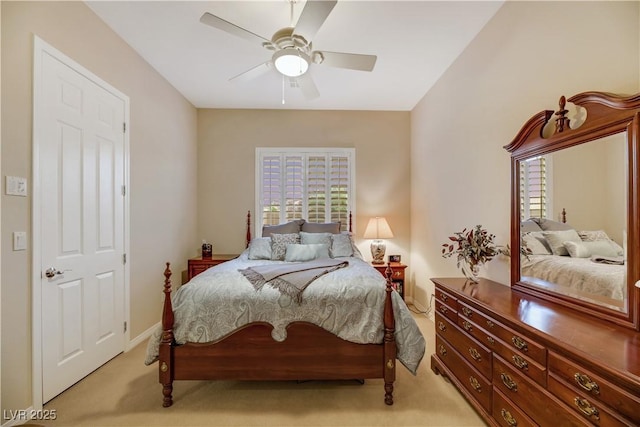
[574,373,600,395]
[461,306,473,317]
[500,373,518,391]
[438,344,447,357]
[439,305,448,314]
[486,320,494,328]
[462,320,473,332]
[574,397,600,420]
[501,409,518,426]
[469,347,482,362]
[437,321,446,332]
[469,376,482,392]
[511,336,528,352]
[512,355,528,370]
[487,336,495,345]
[440,293,448,302]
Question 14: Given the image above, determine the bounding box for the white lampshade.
[273,48,310,77]
[363,217,394,240]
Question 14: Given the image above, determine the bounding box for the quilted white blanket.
[145,252,426,374]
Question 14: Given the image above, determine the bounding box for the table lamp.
[363,217,394,264]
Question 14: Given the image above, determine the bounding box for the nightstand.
[371,262,407,300]
[188,254,238,281]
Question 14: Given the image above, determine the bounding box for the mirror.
[519,134,627,312]
[505,92,640,330]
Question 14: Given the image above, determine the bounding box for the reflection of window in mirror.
[520,155,553,220]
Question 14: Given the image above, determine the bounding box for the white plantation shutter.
[520,156,549,220]
[257,148,355,233]
[330,155,350,225]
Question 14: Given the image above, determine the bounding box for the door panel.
[38,48,126,403]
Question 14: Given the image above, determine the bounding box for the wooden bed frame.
[158,212,397,407]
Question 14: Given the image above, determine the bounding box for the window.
[256,148,355,233]
[520,155,552,220]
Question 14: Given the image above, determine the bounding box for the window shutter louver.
[330,156,349,230]
[262,155,281,226]
[521,156,547,220]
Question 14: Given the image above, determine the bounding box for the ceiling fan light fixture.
[273,49,310,77]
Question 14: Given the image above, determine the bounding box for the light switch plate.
[6,176,27,196]
[13,231,27,251]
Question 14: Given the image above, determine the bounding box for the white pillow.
[522,232,552,255]
[300,231,332,246]
[542,229,582,256]
[564,240,622,258]
[330,233,354,258]
[284,243,330,262]
[247,237,272,260]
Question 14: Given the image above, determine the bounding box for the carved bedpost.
[246,210,252,248]
[349,211,353,233]
[383,263,397,405]
[159,263,174,407]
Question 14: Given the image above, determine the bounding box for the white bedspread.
[521,254,626,300]
[145,252,426,374]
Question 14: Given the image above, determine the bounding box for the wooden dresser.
[431,277,640,427]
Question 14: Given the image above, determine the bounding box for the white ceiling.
[86,1,503,111]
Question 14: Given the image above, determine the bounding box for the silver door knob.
[44,267,68,278]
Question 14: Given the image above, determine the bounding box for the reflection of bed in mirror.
[520,215,626,310]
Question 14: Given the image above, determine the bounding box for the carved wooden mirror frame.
[505,91,640,330]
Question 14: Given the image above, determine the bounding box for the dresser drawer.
[435,286,457,310]
[491,335,546,387]
[458,301,546,366]
[549,351,640,425]
[493,388,537,427]
[435,298,457,323]
[437,313,492,380]
[436,335,492,412]
[548,374,633,427]
[493,355,589,427]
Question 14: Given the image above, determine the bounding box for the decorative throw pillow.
[262,219,305,238]
[564,240,622,258]
[300,231,332,246]
[301,221,341,234]
[270,233,300,260]
[247,237,272,260]
[284,243,330,262]
[330,233,354,258]
[578,230,611,242]
[521,232,552,255]
[542,229,582,256]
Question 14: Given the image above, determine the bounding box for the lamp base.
[370,240,386,264]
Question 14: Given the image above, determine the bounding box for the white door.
[35,41,127,403]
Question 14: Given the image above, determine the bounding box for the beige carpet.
[44,312,486,427]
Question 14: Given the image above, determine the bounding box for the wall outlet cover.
[6,176,28,196]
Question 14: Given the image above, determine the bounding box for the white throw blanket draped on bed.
[145,252,426,375]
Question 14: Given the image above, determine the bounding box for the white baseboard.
[126,321,160,351]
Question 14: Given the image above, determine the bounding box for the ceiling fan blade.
[316,51,377,72]
[200,12,269,45]
[229,61,273,82]
[292,73,320,100]
[294,0,337,43]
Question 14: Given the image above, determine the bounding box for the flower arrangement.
[442,225,501,282]
[441,225,531,282]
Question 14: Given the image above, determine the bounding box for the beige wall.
[410,1,640,312]
[197,109,411,264]
[1,1,198,412]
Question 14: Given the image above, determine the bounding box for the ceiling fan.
[200,0,377,100]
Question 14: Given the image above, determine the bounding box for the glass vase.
[462,263,480,283]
